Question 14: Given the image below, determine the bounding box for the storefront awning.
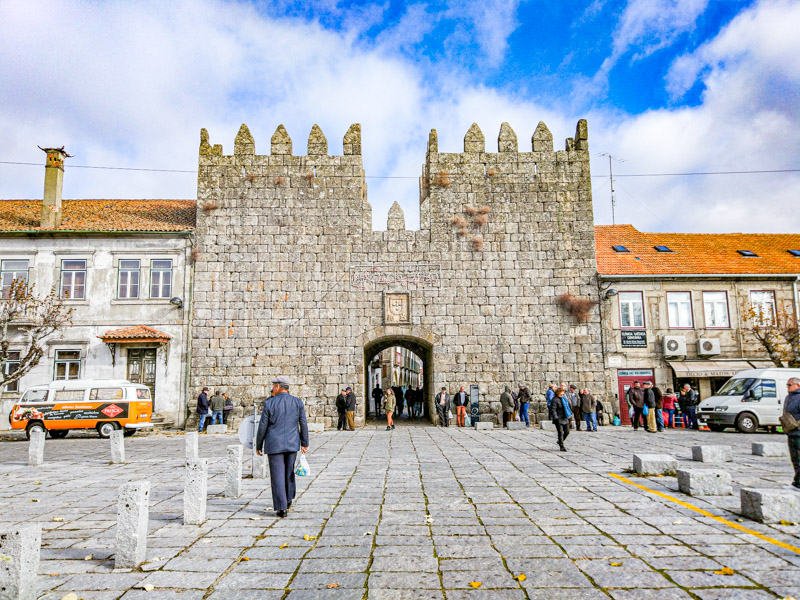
[667,360,753,378]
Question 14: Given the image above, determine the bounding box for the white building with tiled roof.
[0,149,196,430]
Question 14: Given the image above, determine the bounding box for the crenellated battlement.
[198,123,362,159]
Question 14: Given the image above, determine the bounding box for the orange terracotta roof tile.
[99,326,172,342]
[0,199,196,232]
[596,224,800,276]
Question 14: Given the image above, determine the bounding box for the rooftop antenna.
[598,152,624,225]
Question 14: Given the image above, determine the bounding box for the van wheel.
[25,421,46,440]
[708,424,726,432]
[49,430,69,439]
[97,422,120,439]
[123,429,136,437]
[736,412,758,433]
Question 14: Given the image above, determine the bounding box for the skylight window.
[654,245,673,253]
[737,250,759,257]
[612,245,630,253]
[788,250,800,257]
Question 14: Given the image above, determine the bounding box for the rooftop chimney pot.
[39,146,71,228]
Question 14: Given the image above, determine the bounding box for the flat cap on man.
[345,386,352,391]
[271,375,291,386]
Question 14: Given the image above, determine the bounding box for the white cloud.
[0,0,798,235]
[591,0,800,232]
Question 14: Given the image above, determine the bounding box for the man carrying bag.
[781,377,800,491]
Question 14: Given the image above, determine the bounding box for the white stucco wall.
[0,234,193,428]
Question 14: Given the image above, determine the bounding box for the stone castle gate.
[190,119,605,427]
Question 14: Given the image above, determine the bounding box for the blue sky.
[1,0,798,233]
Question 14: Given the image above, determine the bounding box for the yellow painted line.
[608,472,800,555]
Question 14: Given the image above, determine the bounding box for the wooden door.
[127,348,157,410]
[617,369,654,425]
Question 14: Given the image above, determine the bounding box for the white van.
[698,368,800,433]
[9,378,153,439]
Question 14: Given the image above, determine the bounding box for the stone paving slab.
[0,426,798,598]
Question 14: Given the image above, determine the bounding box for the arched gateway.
[358,326,440,424]
[189,120,606,428]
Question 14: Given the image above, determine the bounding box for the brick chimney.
[39,146,71,228]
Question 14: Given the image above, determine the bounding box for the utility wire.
[1,160,800,178]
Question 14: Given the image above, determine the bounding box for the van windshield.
[22,390,48,402]
[716,378,757,396]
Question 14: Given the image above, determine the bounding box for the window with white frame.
[150,259,172,299]
[703,291,730,328]
[667,291,694,328]
[619,291,645,328]
[54,350,81,380]
[3,351,21,392]
[60,259,86,299]
[1,259,29,298]
[118,259,141,299]
[750,290,776,324]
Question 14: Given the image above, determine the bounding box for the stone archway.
[356,326,441,426]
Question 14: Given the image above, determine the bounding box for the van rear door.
[746,378,780,425]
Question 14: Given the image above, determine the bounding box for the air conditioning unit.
[663,335,687,356]
[697,338,721,356]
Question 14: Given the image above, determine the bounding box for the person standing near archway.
[335,388,348,431]
[344,386,357,431]
[383,388,395,431]
[372,384,384,418]
[436,387,450,427]
[453,386,469,427]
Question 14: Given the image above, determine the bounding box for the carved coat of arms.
[384,293,410,324]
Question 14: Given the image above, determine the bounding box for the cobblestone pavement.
[1,423,799,599]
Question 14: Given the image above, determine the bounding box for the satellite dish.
[238,414,256,450]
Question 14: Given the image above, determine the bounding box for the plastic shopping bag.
[295,453,311,477]
[628,406,634,419]
[613,415,621,426]
[643,405,649,416]
[465,416,472,427]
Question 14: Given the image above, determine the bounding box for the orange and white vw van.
[9,379,153,439]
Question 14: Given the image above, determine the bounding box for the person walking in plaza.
[567,384,581,430]
[383,388,396,431]
[435,387,450,427]
[395,386,406,419]
[196,386,210,433]
[500,386,514,427]
[222,393,234,425]
[256,376,309,518]
[344,386,357,430]
[653,384,665,432]
[677,387,689,428]
[643,381,657,433]
[550,388,570,451]
[662,388,677,428]
[372,384,384,418]
[580,388,598,431]
[335,388,348,431]
[595,392,604,426]
[452,386,469,427]
[683,383,699,430]
[546,382,556,410]
[517,383,531,427]
[210,390,225,425]
[782,377,800,490]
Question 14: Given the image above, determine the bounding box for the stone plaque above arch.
[384,292,410,325]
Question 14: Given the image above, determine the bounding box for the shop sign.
[621,330,647,348]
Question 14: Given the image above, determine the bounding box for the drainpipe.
[182,238,196,429]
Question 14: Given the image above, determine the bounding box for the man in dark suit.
[435,387,450,427]
[256,376,309,517]
[344,386,357,430]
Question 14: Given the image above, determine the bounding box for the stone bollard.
[184,459,208,525]
[752,442,787,457]
[506,422,528,430]
[632,454,678,476]
[540,420,555,431]
[691,445,733,463]
[0,523,41,600]
[28,430,45,467]
[110,430,125,463]
[185,432,199,460]
[225,445,243,498]
[115,480,150,568]
[677,469,733,496]
[475,421,494,430]
[741,488,800,523]
[207,424,227,435]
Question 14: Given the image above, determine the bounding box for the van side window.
[135,388,151,399]
[54,389,86,401]
[751,380,777,400]
[22,390,48,402]
[90,388,124,401]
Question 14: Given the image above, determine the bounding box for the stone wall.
[190,119,605,427]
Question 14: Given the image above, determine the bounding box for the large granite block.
[740,488,800,523]
[633,454,678,476]
[677,469,733,496]
[691,445,733,463]
[751,442,787,457]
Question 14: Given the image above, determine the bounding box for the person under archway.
[383,388,395,431]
